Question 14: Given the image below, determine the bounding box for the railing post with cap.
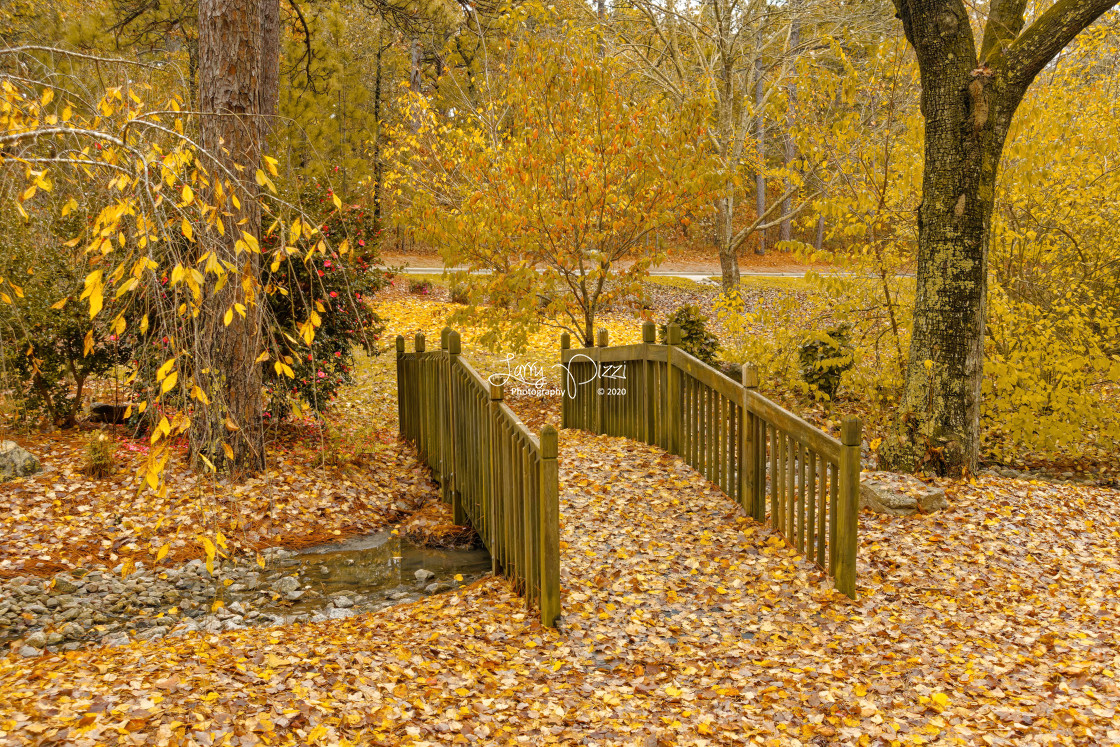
[449,331,465,523]
[642,322,655,445]
[666,323,681,455]
[741,364,764,521]
[595,328,608,434]
[539,425,560,627]
[488,383,503,576]
[835,417,861,599]
[396,335,406,438]
[560,332,571,429]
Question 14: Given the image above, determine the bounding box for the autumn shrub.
[449,283,470,305]
[409,279,432,295]
[263,191,388,419]
[659,305,719,365]
[83,431,118,478]
[982,286,1120,458]
[797,326,855,403]
[0,204,136,428]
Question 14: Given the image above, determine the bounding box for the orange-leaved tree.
[391,18,716,349]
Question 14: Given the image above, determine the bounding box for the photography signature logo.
[487,354,625,397]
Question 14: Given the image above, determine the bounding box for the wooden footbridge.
[396,323,861,627]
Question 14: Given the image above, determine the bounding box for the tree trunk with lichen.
[881,0,1118,477]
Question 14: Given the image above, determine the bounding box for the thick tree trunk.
[194,0,266,474]
[716,191,740,291]
[883,0,1117,477]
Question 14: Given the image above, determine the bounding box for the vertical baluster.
[797,443,807,553]
[808,450,818,564]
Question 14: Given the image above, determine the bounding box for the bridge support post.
[539,425,560,627]
[448,331,466,525]
[641,321,655,445]
[666,323,681,456]
[488,383,503,576]
[741,364,765,522]
[595,329,608,435]
[835,417,861,599]
[396,335,405,437]
[560,333,570,430]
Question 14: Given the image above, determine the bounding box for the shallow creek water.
[265,531,493,616]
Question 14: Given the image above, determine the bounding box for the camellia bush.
[263,189,388,419]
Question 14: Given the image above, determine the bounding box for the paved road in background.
[380,266,807,280]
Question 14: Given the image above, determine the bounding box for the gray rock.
[326,607,355,620]
[332,595,354,609]
[52,577,82,594]
[101,631,131,647]
[415,569,435,583]
[18,646,41,658]
[136,626,168,641]
[25,631,48,648]
[272,576,300,594]
[284,590,304,601]
[860,472,948,516]
[0,441,41,481]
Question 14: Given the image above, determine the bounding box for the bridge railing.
[397,329,560,626]
[560,321,861,598]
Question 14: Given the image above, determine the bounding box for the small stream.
[264,532,492,618]
[2,529,492,654]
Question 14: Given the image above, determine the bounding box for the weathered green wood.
[449,333,465,524]
[488,383,502,575]
[666,324,681,456]
[769,424,778,525]
[744,390,842,463]
[539,426,560,627]
[808,450,818,563]
[797,443,807,552]
[741,366,757,518]
[560,333,571,430]
[836,418,860,599]
[828,463,838,574]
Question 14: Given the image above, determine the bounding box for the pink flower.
[335,351,342,357]
[358,239,365,247]
[329,291,337,298]
[317,370,326,379]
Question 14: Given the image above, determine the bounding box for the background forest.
[0,0,1117,477]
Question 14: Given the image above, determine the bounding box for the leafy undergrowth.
[0,422,438,578]
[2,431,1118,745]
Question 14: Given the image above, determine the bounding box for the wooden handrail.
[560,321,860,599]
[396,330,561,625]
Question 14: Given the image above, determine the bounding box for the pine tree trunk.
[194,0,266,474]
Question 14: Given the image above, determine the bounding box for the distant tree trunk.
[754,23,767,255]
[881,0,1118,477]
[194,0,265,474]
[373,31,384,236]
[814,214,825,251]
[409,35,421,133]
[780,19,801,245]
[258,0,279,150]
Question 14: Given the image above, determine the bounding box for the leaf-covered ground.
[3,428,1118,745]
[0,419,437,579]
